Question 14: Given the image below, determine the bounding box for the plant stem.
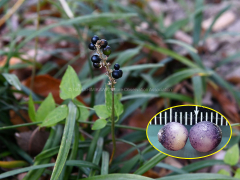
[95,42,116,164]
[110,86,116,165]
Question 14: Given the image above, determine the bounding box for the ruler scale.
[221,116,223,126]
[216,112,218,125]
[211,112,213,123]
[170,108,172,122]
[165,111,167,125]
[175,112,177,122]
[190,112,192,125]
[155,116,157,125]
[185,112,187,125]
[180,112,182,124]
[206,112,208,122]
[160,113,162,125]
[201,112,203,122]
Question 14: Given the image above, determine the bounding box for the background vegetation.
[0,0,240,179]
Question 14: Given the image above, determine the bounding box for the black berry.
[114,63,120,70]
[88,43,96,50]
[112,70,121,79]
[91,55,101,63]
[119,69,123,77]
[93,63,100,68]
[91,35,99,44]
[103,45,111,56]
[100,39,108,49]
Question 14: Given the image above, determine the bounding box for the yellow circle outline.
[146,104,232,159]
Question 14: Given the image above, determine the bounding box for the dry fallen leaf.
[23,74,86,105]
[202,11,236,32]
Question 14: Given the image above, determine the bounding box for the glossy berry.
[91,35,99,44]
[91,55,101,63]
[93,63,100,68]
[114,63,120,70]
[88,43,96,50]
[119,69,123,77]
[100,39,108,49]
[112,70,122,79]
[103,45,111,56]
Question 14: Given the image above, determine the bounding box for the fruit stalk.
[95,40,116,164]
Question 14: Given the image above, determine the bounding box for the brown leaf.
[23,75,86,105]
[143,170,160,178]
[15,128,49,156]
[208,83,239,123]
[10,110,31,132]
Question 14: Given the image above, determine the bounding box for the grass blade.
[82,174,154,180]
[157,173,238,180]
[50,101,77,180]
[192,75,203,105]
[101,151,109,175]
[134,153,167,175]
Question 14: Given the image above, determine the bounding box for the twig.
[0,0,26,27]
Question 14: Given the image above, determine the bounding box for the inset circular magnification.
[146,105,232,159]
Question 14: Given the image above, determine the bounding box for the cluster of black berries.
[112,63,122,79]
[88,35,123,80]
[88,35,112,68]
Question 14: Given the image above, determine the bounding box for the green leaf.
[105,85,123,119]
[105,85,113,114]
[134,153,167,175]
[60,66,81,100]
[215,52,240,68]
[36,93,55,122]
[0,161,100,179]
[156,163,187,174]
[92,119,107,130]
[156,68,212,89]
[16,13,137,51]
[114,46,141,65]
[41,105,68,127]
[218,169,231,176]
[157,173,238,180]
[28,94,36,122]
[165,39,197,53]
[74,100,90,121]
[234,168,240,179]
[192,75,203,105]
[50,101,77,180]
[114,93,124,118]
[224,144,239,166]
[83,174,153,180]
[34,146,59,161]
[2,73,21,90]
[94,104,111,119]
[101,151,109,175]
[164,18,188,38]
[89,137,104,176]
[193,0,203,46]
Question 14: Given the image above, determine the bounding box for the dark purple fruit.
[112,70,121,79]
[114,63,120,70]
[88,43,96,50]
[158,122,188,151]
[93,63,100,68]
[119,69,123,77]
[91,55,101,63]
[103,45,111,56]
[100,39,108,49]
[189,121,222,152]
[91,35,99,44]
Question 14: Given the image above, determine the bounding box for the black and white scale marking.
[150,106,228,126]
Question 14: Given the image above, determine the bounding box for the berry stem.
[95,41,116,164]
